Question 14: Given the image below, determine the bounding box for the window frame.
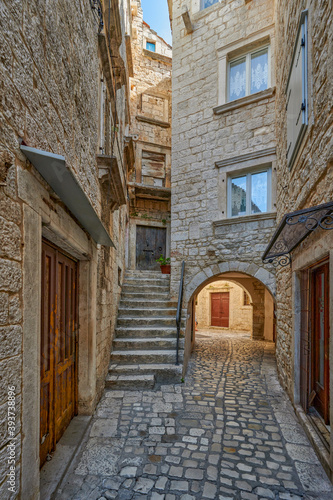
[200,0,219,10]
[227,165,272,218]
[227,45,271,103]
[146,41,156,52]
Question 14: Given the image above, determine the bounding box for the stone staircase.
[106,270,184,390]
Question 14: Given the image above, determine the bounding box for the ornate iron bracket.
[286,213,333,231]
[90,0,104,33]
[263,254,292,268]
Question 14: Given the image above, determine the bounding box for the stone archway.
[180,262,276,375]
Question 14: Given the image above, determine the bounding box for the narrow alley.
[53,332,333,500]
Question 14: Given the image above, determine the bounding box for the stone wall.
[170,0,277,310]
[274,0,333,396]
[128,0,172,269]
[0,0,130,496]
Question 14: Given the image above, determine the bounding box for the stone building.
[127,0,172,271]
[0,0,133,497]
[168,0,277,371]
[168,0,333,481]
[264,0,333,480]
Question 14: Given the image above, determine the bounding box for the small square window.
[146,41,156,52]
[228,167,271,217]
[228,47,269,102]
[201,0,219,9]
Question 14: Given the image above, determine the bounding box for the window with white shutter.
[286,11,308,170]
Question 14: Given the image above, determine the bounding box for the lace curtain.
[251,51,268,94]
[229,59,246,102]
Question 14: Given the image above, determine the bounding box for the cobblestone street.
[55,331,333,500]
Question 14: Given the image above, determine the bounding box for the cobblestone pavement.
[55,331,333,500]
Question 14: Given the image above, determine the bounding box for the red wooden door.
[40,241,78,467]
[311,262,330,423]
[211,292,230,327]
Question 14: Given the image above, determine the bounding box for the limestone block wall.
[274,0,333,396]
[196,280,252,331]
[170,0,277,310]
[0,0,130,496]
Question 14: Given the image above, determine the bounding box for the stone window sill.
[213,87,276,115]
[142,49,172,65]
[213,212,277,228]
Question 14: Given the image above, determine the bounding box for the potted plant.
[156,255,171,274]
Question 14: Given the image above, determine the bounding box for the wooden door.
[136,225,166,271]
[40,241,78,467]
[211,292,230,327]
[311,262,330,423]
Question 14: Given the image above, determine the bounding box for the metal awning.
[262,201,333,267]
[20,146,115,247]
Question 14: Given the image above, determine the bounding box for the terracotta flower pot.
[160,264,171,274]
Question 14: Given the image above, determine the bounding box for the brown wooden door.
[211,292,230,327]
[311,262,330,423]
[136,225,166,270]
[40,241,78,467]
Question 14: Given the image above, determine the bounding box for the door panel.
[40,241,78,467]
[211,292,230,328]
[136,225,166,270]
[311,263,330,423]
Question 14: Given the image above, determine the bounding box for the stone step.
[113,337,185,351]
[124,276,170,286]
[111,349,184,364]
[120,292,170,300]
[119,299,178,309]
[105,373,155,390]
[122,284,170,294]
[117,316,177,327]
[117,307,177,318]
[115,326,179,338]
[108,363,183,384]
[125,270,166,277]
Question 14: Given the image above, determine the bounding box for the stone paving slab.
[54,331,333,500]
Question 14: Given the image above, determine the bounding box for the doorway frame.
[128,218,171,270]
[21,200,99,497]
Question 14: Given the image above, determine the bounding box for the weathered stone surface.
[0,325,22,359]
[0,216,21,261]
[0,260,22,292]
[0,293,9,325]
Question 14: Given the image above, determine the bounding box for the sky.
[141,0,172,46]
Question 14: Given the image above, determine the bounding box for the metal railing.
[176,261,185,366]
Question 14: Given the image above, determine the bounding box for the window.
[228,167,271,217]
[243,291,251,306]
[146,41,156,52]
[142,150,166,187]
[201,0,219,9]
[228,47,269,102]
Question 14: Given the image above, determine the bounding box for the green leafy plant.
[156,255,170,265]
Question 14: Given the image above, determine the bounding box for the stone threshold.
[40,415,92,500]
[294,403,332,482]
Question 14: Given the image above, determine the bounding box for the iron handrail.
[176,261,185,366]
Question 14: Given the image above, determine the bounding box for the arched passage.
[181,263,276,375]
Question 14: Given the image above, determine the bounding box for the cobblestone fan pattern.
[55,332,333,500]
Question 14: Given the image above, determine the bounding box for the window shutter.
[286,11,308,170]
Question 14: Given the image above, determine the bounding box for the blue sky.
[141,0,172,46]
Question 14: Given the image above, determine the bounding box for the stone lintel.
[215,147,276,169]
[136,115,171,128]
[213,87,276,116]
